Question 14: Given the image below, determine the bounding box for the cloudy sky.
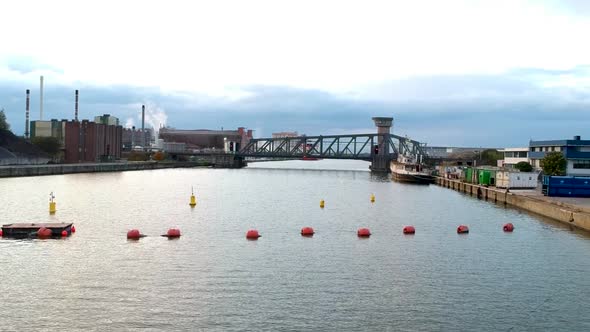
[1,0,589,146]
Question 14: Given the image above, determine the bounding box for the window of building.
[550,146,555,151]
[518,151,528,158]
[573,160,590,169]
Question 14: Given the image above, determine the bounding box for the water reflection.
[1,159,590,331]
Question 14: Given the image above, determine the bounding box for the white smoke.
[125,118,135,128]
[143,101,168,137]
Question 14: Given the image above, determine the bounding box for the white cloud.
[1,0,590,96]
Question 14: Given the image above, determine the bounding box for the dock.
[435,177,590,231]
[1,223,73,238]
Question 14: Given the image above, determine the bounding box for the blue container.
[543,175,590,197]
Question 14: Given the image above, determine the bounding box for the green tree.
[31,136,61,156]
[541,152,566,176]
[479,149,503,166]
[514,161,533,172]
[0,108,10,131]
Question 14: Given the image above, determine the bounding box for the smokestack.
[131,125,135,148]
[141,105,145,149]
[25,89,30,139]
[39,76,44,120]
[75,90,79,121]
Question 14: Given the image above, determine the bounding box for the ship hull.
[391,171,435,184]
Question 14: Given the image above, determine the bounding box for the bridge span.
[170,117,427,172]
[239,117,426,172]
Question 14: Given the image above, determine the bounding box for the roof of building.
[499,147,529,152]
[530,137,590,147]
[160,129,241,136]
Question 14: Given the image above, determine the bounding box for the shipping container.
[464,167,473,183]
[496,171,538,189]
[477,169,497,186]
[542,175,590,197]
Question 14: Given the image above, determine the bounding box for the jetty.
[1,223,73,238]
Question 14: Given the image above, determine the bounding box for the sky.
[1,0,589,147]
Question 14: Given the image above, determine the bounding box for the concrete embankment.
[436,177,590,232]
[0,161,205,178]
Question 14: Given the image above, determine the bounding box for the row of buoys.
[126,228,182,240]
[124,223,516,240]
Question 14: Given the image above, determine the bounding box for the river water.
[1,160,590,331]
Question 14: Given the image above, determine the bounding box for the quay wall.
[435,177,590,232]
[0,161,204,178]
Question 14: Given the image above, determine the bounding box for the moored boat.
[390,161,434,184]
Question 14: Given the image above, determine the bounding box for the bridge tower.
[371,117,394,172]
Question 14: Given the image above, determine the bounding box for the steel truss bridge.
[239,133,426,164]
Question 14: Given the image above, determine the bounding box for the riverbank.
[436,177,590,231]
[0,161,207,178]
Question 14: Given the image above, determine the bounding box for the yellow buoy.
[189,187,197,207]
[370,194,375,203]
[49,192,56,214]
[320,199,325,208]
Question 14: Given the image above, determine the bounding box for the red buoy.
[246,229,260,239]
[61,230,68,237]
[37,227,52,238]
[301,227,315,236]
[503,223,514,232]
[357,228,371,237]
[127,229,142,240]
[403,226,416,234]
[71,226,76,233]
[166,228,181,238]
[457,225,469,234]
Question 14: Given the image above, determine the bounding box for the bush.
[514,161,533,172]
[31,136,61,156]
[152,151,166,161]
[127,151,150,161]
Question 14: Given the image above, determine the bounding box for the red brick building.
[64,120,123,163]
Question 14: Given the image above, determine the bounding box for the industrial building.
[159,127,253,152]
[122,127,153,150]
[29,119,67,146]
[94,114,120,126]
[529,136,590,176]
[272,131,298,138]
[64,120,122,163]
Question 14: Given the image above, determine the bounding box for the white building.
[498,147,529,168]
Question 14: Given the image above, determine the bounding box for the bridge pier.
[370,117,394,173]
[370,155,392,173]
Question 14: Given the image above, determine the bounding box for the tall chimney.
[141,105,145,149]
[75,90,79,121]
[39,76,44,120]
[131,125,135,148]
[25,89,30,139]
